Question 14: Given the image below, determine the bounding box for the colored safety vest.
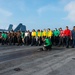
[31,31,36,37]
[53,30,60,37]
[1,33,5,38]
[38,32,41,37]
[40,32,43,37]
[45,38,52,46]
[4,34,7,39]
[21,32,24,38]
[43,31,47,37]
[47,30,53,38]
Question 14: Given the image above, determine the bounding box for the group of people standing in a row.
[0,26,75,49]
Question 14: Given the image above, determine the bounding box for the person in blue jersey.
[71,26,75,48]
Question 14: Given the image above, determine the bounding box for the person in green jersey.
[21,32,25,45]
[4,32,8,44]
[53,28,60,45]
[43,37,52,51]
[38,37,52,51]
[1,32,7,45]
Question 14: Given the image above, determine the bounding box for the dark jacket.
[71,30,75,39]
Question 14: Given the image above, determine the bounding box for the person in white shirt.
[24,30,30,45]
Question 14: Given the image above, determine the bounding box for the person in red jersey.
[64,26,71,48]
[58,28,65,46]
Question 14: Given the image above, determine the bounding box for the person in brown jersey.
[7,31,11,45]
[17,31,22,46]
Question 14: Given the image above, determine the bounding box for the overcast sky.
[0,0,75,30]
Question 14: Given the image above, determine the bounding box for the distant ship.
[0,23,26,32]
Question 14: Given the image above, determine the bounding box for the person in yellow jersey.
[40,30,43,38]
[31,29,36,46]
[40,30,44,45]
[42,29,48,44]
[42,29,47,38]
[37,29,43,46]
[46,28,53,45]
[36,29,39,46]
[47,28,53,39]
